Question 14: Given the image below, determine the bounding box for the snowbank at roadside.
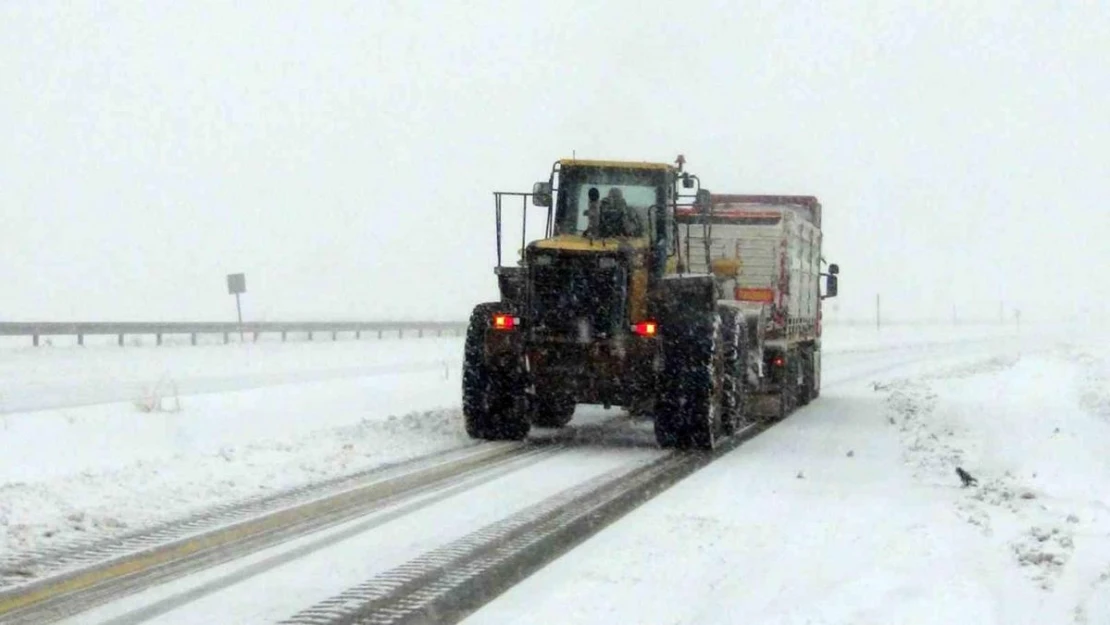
[874,344,1110,621]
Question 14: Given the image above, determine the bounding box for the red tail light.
[772,356,785,367]
[632,321,658,337]
[492,314,516,331]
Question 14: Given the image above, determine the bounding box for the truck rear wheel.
[812,349,821,400]
[462,303,529,441]
[798,347,815,407]
[655,311,725,450]
[774,351,799,421]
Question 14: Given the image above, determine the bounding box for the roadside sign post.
[227,273,246,341]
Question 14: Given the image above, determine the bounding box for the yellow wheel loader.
[463,156,748,450]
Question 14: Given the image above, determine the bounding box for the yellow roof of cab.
[557,158,673,171]
[533,235,650,251]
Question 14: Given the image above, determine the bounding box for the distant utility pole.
[876,294,881,331]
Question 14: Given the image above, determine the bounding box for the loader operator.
[597,187,643,238]
[585,187,602,235]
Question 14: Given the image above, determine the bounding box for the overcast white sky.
[2,2,1107,323]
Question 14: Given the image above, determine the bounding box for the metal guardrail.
[0,321,468,347]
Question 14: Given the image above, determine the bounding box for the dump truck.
[675,194,839,420]
[462,156,839,449]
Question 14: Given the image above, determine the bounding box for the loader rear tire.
[530,392,575,428]
[462,303,529,441]
[655,310,725,450]
[719,307,746,436]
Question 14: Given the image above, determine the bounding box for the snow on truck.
[462,156,839,450]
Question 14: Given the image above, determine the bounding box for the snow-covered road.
[4,323,1107,624]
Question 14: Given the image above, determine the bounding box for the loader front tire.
[462,303,529,441]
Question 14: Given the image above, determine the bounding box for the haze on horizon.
[2,2,1106,324]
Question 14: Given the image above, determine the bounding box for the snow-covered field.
[4,323,1108,624]
[0,337,473,555]
[820,322,1023,353]
[465,328,1110,625]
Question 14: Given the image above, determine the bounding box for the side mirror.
[828,263,839,275]
[824,274,839,299]
[532,182,552,207]
[682,173,694,189]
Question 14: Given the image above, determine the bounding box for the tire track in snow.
[275,423,771,625]
[0,442,553,625]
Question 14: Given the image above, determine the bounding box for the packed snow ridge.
[872,345,1110,621]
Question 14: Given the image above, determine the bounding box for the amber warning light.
[492,314,517,330]
[632,321,658,337]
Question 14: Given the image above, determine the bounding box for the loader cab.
[555,164,663,236]
[535,162,669,231]
[531,160,681,278]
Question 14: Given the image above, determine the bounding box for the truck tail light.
[632,321,658,337]
[492,314,516,331]
[772,356,785,367]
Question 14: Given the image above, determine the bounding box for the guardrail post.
[223,332,229,344]
[253,332,259,343]
[308,332,314,341]
[118,334,124,346]
[33,334,39,347]
[355,330,361,339]
[437,328,443,337]
[78,334,84,346]
[156,333,163,346]
[191,333,197,346]
[281,331,287,342]
[332,331,338,341]
[378,329,383,339]
[418,328,424,338]
[398,329,403,338]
